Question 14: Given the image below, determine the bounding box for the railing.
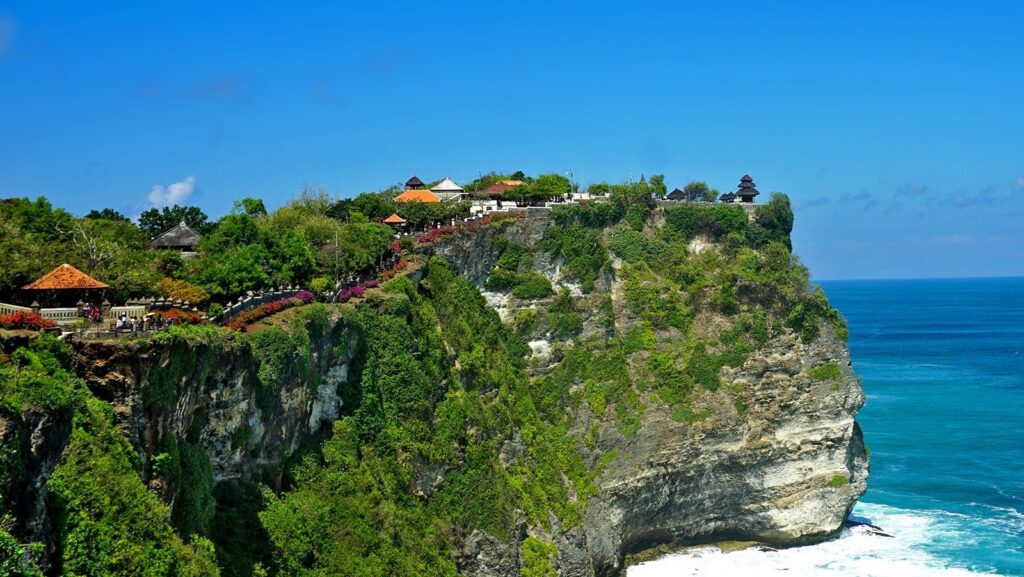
[213,287,305,324]
[105,305,147,320]
[0,302,32,316]
[38,308,80,325]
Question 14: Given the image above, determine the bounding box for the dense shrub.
[664,204,748,242]
[608,227,652,263]
[749,193,795,250]
[154,307,207,326]
[43,363,220,577]
[542,223,607,293]
[511,272,554,300]
[0,311,56,331]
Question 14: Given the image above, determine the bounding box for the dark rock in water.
[846,519,894,538]
[866,529,895,538]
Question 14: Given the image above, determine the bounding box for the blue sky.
[1,1,1022,280]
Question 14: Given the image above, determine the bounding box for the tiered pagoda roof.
[405,176,425,189]
[736,174,760,201]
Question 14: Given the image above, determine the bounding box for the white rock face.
[580,327,867,575]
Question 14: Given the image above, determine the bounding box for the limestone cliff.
[2,203,868,577]
[72,313,358,488]
[428,209,868,576]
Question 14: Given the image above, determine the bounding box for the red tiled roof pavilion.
[23,264,109,290]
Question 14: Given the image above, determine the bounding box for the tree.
[517,173,570,204]
[682,181,711,202]
[750,193,795,250]
[84,208,130,222]
[139,205,213,238]
[328,191,394,221]
[648,175,667,199]
[232,197,267,217]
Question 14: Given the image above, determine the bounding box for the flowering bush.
[379,259,409,281]
[0,311,57,330]
[336,283,371,304]
[365,280,379,289]
[224,291,315,331]
[153,308,206,326]
[414,226,457,245]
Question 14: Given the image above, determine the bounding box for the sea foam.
[627,502,992,577]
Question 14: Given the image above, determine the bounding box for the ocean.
[628,277,1024,576]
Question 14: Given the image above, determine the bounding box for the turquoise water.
[825,277,1024,575]
[630,277,1024,576]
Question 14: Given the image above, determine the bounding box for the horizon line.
[814,274,1024,283]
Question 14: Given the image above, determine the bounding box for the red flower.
[0,311,57,330]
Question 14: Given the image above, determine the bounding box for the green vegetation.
[542,223,607,293]
[0,525,42,577]
[827,474,850,488]
[256,258,616,575]
[0,182,853,576]
[679,181,719,202]
[42,367,219,576]
[808,362,843,382]
[511,272,555,300]
[0,189,394,308]
[664,203,749,242]
[520,536,557,577]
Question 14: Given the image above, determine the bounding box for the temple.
[395,175,441,203]
[736,174,760,203]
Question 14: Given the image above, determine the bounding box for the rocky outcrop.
[428,213,868,577]
[580,325,866,575]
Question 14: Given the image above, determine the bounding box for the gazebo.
[666,188,687,201]
[22,263,108,307]
[149,220,202,258]
[383,213,407,230]
[719,192,738,203]
[736,175,760,203]
[430,177,465,202]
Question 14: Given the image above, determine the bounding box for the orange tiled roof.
[383,213,407,224]
[394,189,441,203]
[23,263,109,290]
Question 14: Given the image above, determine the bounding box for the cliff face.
[429,212,868,576]
[72,313,358,488]
[582,327,866,574]
[3,207,868,577]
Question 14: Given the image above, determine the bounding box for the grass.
[827,474,849,488]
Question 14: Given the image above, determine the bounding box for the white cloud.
[147,175,196,208]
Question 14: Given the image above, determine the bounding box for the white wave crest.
[627,502,996,577]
